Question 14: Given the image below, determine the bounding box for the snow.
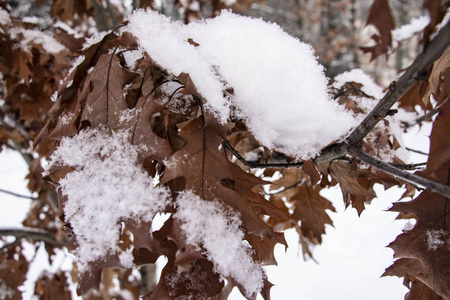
[435,7,450,34]
[0,8,11,25]
[82,30,112,50]
[9,28,66,54]
[54,21,85,39]
[122,48,143,70]
[426,230,449,251]
[175,190,265,297]
[392,15,430,45]
[22,16,39,24]
[67,55,85,77]
[46,129,171,272]
[333,68,384,100]
[126,10,360,160]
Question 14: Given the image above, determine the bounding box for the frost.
[67,55,85,76]
[175,191,265,297]
[82,30,112,50]
[426,230,449,251]
[47,129,171,272]
[119,108,141,123]
[58,112,74,125]
[127,10,359,160]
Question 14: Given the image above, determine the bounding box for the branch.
[390,162,427,170]
[0,227,65,247]
[347,21,450,146]
[405,147,429,156]
[0,188,37,200]
[404,107,440,128]
[222,140,304,168]
[348,146,450,198]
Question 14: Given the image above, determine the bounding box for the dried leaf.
[360,0,395,60]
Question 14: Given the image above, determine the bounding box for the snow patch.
[9,28,66,54]
[333,69,384,100]
[47,129,171,272]
[0,8,11,25]
[392,15,430,46]
[426,229,449,251]
[175,190,265,297]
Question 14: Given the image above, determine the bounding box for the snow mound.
[127,10,359,160]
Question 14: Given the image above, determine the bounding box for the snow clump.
[46,129,171,272]
[175,190,265,297]
[127,10,360,160]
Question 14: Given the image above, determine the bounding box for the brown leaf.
[427,96,450,178]
[143,259,224,300]
[360,0,395,60]
[423,0,447,47]
[386,187,450,298]
[119,96,173,163]
[34,271,72,300]
[80,54,138,129]
[291,184,335,244]
[0,246,30,300]
[163,117,278,238]
[328,161,376,215]
[303,159,320,186]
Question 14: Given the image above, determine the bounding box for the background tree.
[0,0,449,299]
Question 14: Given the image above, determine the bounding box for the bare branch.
[405,147,429,156]
[0,227,65,246]
[404,107,440,128]
[348,146,450,198]
[347,21,450,146]
[0,188,36,200]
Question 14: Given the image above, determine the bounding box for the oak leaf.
[360,0,395,60]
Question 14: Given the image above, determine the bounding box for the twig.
[106,46,119,130]
[405,147,429,156]
[0,227,65,247]
[263,180,304,195]
[0,188,37,200]
[347,21,450,146]
[389,162,427,170]
[348,146,450,199]
[411,107,440,126]
[222,140,304,168]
